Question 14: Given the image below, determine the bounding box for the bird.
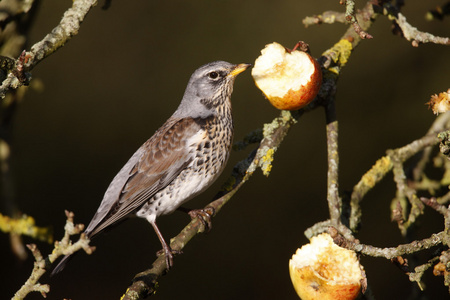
[51,61,250,275]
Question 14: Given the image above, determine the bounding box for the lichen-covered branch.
[341,0,373,39]
[349,156,393,230]
[325,100,341,225]
[389,150,425,236]
[12,211,94,300]
[408,256,440,290]
[349,112,450,231]
[0,0,98,98]
[303,11,347,27]
[330,227,444,259]
[0,212,52,243]
[12,244,51,299]
[395,12,450,46]
[304,1,375,39]
[304,219,355,242]
[382,2,450,46]
[421,197,450,248]
[349,134,441,230]
[25,0,98,70]
[331,223,449,291]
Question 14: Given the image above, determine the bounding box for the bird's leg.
[177,206,215,232]
[149,220,178,269]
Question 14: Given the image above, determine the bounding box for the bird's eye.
[208,71,219,80]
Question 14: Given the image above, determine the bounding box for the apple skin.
[252,42,322,111]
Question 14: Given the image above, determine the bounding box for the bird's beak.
[229,63,252,77]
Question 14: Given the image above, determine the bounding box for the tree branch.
[395,12,450,46]
[0,0,98,99]
[12,211,94,300]
[382,2,450,46]
[349,113,450,231]
[330,227,444,259]
[325,99,341,225]
[303,11,347,27]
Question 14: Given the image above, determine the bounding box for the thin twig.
[388,150,425,236]
[302,11,347,27]
[421,197,450,247]
[408,256,440,290]
[341,0,373,39]
[412,113,450,183]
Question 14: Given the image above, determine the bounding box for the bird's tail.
[51,253,74,276]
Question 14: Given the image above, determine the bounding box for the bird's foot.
[156,246,183,270]
[178,206,215,232]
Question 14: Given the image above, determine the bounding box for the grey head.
[173,61,251,119]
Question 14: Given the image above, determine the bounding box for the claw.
[156,247,182,269]
[179,206,215,232]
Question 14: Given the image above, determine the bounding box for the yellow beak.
[229,63,251,77]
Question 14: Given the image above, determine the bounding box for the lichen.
[262,118,279,139]
[0,213,53,243]
[260,147,275,177]
[322,39,353,70]
[438,131,450,157]
[361,156,393,188]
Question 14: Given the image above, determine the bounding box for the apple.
[289,233,363,300]
[252,42,322,111]
[427,89,450,115]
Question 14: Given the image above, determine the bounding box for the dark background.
[3,1,450,299]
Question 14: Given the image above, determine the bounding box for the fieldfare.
[52,61,250,275]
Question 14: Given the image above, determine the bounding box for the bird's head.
[175,61,250,119]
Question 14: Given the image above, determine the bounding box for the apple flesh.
[252,42,322,110]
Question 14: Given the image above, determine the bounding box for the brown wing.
[85,116,205,238]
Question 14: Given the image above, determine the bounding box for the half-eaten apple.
[252,42,322,111]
